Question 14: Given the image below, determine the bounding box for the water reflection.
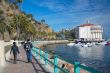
[79,45,104,60]
[46,44,110,73]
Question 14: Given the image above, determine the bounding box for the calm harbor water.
[46,43,110,73]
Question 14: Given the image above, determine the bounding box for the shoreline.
[33,40,70,48]
[33,40,76,73]
[33,40,95,73]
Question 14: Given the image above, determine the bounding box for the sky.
[21,0,110,39]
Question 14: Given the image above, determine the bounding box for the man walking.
[10,42,20,64]
[24,39,33,63]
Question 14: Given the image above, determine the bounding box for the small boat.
[87,43,92,47]
[80,43,93,47]
[96,41,107,45]
[74,42,82,47]
[67,43,75,46]
[106,41,110,46]
[81,44,88,47]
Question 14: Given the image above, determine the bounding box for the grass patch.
[4,44,12,54]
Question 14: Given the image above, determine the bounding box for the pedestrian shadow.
[17,59,27,63]
[6,58,27,64]
[31,62,46,73]
[5,59,14,64]
[32,56,51,73]
[31,60,45,65]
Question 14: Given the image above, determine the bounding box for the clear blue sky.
[21,0,110,39]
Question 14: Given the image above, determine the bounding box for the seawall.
[33,40,69,48]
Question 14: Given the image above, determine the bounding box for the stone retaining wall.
[34,40,69,47]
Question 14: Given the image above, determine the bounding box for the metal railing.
[32,45,102,73]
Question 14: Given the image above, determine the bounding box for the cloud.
[87,14,110,26]
[30,0,70,12]
[30,0,110,17]
[23,0,110,38]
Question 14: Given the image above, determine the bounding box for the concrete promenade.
[1,45,50,73]
[0,40,70,73]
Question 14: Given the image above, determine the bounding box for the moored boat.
[96,41,107,45]
[67,43,75,46]
[106,41,110,46]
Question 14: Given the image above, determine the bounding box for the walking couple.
[10,39,33,64]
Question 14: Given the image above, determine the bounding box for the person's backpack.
[25,43,31,49]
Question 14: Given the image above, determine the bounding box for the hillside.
[0,0,56,41]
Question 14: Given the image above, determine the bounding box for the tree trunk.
[3,32,10,42]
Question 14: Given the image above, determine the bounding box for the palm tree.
[0,9,5,40]
[0,21,5,39]
[0,9,4,14]
[26,14,33,18]
[1,0,38,40]
[12,14,36,40]
[0,16,11,40]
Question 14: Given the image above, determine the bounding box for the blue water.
[46,44,110,73]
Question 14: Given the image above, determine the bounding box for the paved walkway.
[1,46,50,73]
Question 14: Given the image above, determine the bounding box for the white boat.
[73,43,84,48]
[96,41,107,45]
[81,44,88,47]
[67,42,93,47]
[87,43,92,47]
[67,43,75,46]
[81,43,93,47]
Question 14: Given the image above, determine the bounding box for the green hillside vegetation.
[0,0,56,41]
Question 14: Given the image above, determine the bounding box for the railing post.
[40,49,42,59]
[44,51,48,65]
[34,47,36,55]
[54,55,59,73]
[32,47,35,56]
[74,62,80,73]
[36,48,38,58]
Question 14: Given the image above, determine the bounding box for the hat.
[13,42,16,45]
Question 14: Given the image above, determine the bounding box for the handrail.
[79,65,101,73]
[32,47,69,73]
[57,55,102,73]
[32,44,102,73]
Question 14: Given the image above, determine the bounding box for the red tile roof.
[79,24,96,27]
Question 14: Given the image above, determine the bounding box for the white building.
[74,23,103,41]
